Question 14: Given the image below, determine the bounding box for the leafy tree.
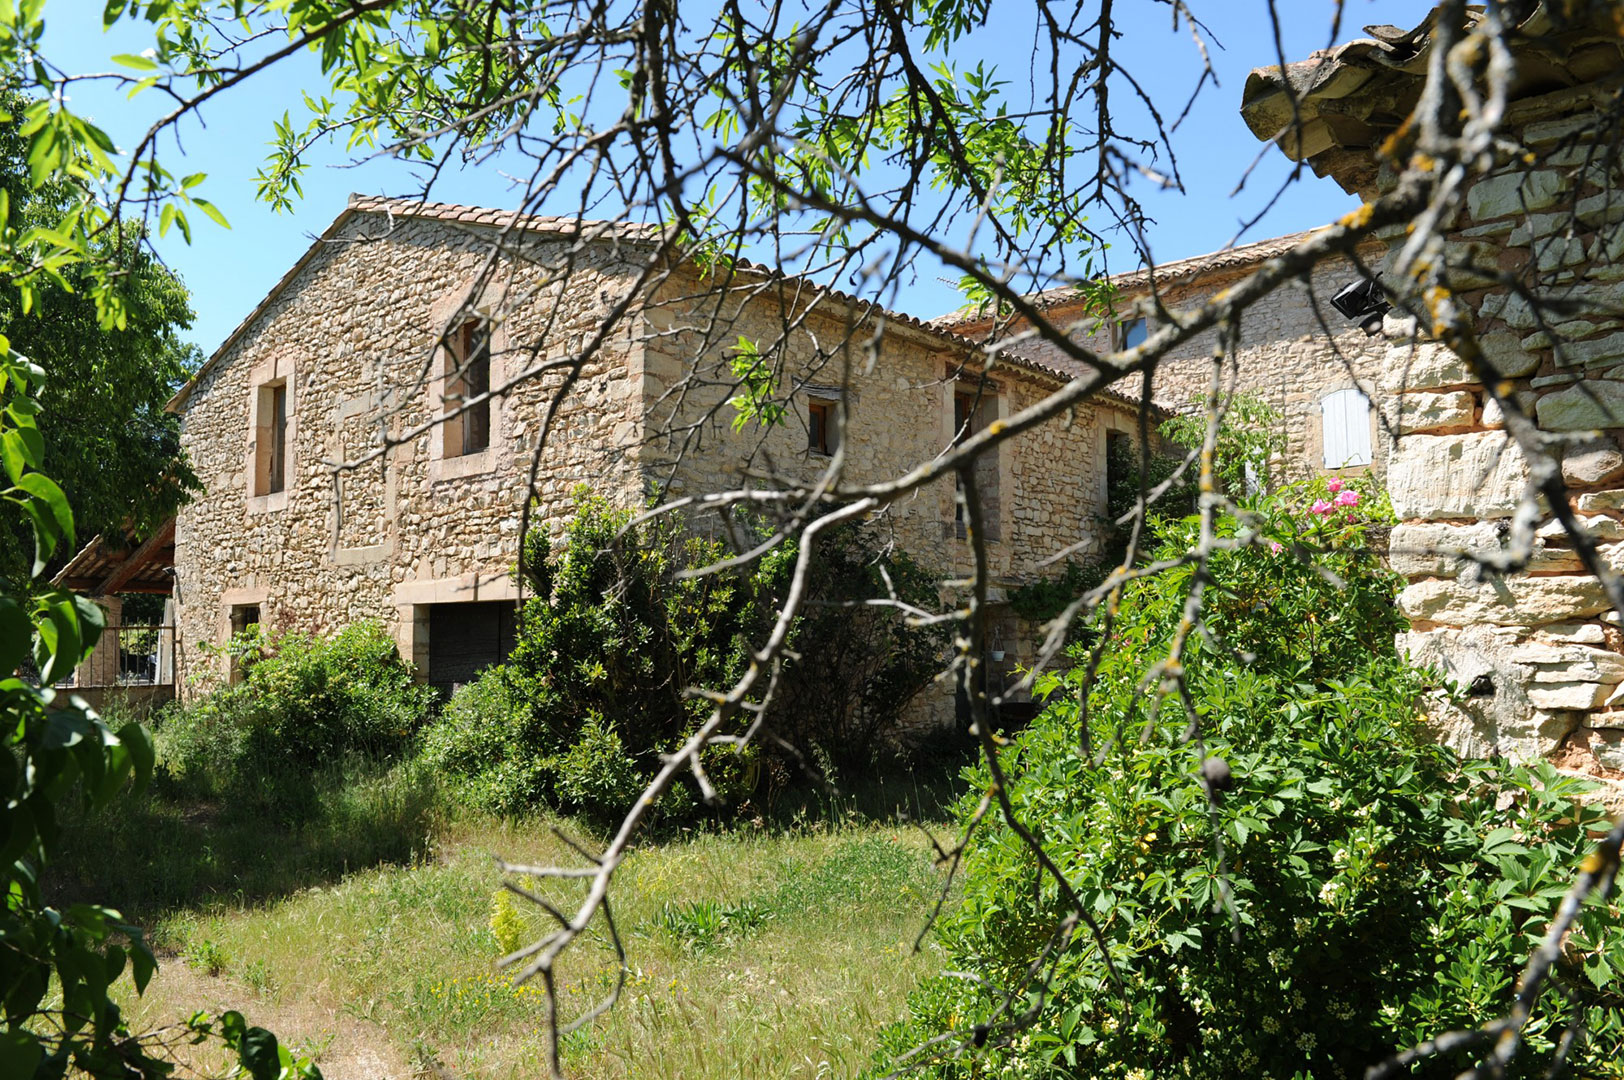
[0,87,199,575]
[0,343,313,1079]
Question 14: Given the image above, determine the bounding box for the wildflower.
[1261,1015,1281,1034]
[1297,1031,1317,1052]
[1327,478,1343,494]
[1333,489,1360,508]
[1309,498,1334,516]
[1268,540,1283,554]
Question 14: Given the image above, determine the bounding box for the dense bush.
[420,492,943,819]
[158,620,435,814]
[873,476,1624,1080]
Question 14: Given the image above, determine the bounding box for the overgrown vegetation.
[0,350,309,1079]
[421,492,944,820]
[874,464,1624,1079]
[118,819,946,1080]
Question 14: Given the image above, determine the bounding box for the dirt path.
[129,953,417,1080]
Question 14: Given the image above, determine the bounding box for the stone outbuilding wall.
[946,236,1395,483]
[1242,5,1624,783]
[170,195,1137,737]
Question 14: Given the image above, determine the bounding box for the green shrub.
[158,620,436,814]
[872,476,1624,1080]
[421,491,942,819]
[549,715,646,816]
[418,665,542,814]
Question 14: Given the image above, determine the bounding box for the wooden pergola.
[53,517,175,596]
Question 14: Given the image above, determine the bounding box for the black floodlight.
[1330,276,1391,335]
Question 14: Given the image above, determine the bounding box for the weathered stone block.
[1551,331,1624,370]
[1528,681,1611,710]
[1380,341,1472,391]
[1388,520,1503,578]
[1538,513,1624,541]
[1389,520,1578,576]
[1523,320,1605,349]
[1578,490,1624,513]
[1479,331,1541,378]
[1480,390,1538,430]
[1467,170,1564,220]
[1398,575,1611,627]
[1387,430,1531,521]
[1536,380,1624,431]
[1537,621,1609,645]
[1382,391,1475,433]
[1401,625,1575,761]
[1562,437,1624,486]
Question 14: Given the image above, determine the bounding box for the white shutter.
[1322,388,1372,468]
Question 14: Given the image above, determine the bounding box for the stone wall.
[956,246,1395,481]
[1374,85,1624,781]
[639,268,1134,733]
[173,209,649,692]
[175,204,1132,739]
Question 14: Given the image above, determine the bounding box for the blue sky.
[42,0,1428,353]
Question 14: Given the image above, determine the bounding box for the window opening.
[446,319,492,457]
[252,379,290,498]
[1118,316,1149,350]
[267,384,287,494]
[808,399,836,455]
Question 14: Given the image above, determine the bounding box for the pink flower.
[1326,478,1343,494]
[1268,540,1283,554]
[1309,499,1334,516]
[1334,489,1360,508]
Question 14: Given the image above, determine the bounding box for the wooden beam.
[95,518,175,596]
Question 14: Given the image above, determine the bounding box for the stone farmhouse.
[1241,5,1624,783]
[70,4,1624,777]
[155,194,1147,727]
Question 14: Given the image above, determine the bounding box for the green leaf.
[111,52,158,71]
[15,471,73,545]
[0,1029,43,1077]
[192,196,229,229]
[238,1027,283,1080]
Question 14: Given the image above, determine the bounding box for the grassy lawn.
[61,777,956,1079]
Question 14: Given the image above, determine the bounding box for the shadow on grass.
[47,756,444,918]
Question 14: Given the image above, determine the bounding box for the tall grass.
[118,816,951,1079]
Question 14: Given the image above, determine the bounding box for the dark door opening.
[428,601,518,695]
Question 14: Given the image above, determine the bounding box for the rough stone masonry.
[1244,5,1624,788]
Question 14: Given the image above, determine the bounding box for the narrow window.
[1105,429,1131,515]
[952,387,1002,541]
[1117,316,1149,350]
[1321,387,1373,468]
[252,379,290,497]
[228,603,261,685]
[267,384,287,494]
[808,399,836,455]
[954,392,976,444]
[446,320,491,457]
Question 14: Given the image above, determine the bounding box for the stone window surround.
[330,393,401,566]
[245,353,297,515]
[427,279,512,484]
[802,384,848,457]
[1097,409,1139,511]
[943,365,1009,544]
[219,586,269,683]
[391,570,520,681]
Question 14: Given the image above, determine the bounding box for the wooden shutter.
[1321,388,1372,468]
